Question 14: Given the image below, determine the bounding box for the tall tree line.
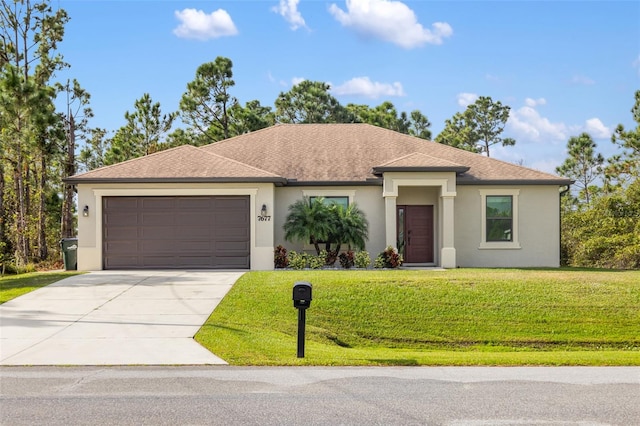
[1,0,72,268]
[556,90,640,269]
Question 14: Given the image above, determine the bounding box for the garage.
[102,196,250,269]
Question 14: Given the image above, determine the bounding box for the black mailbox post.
[293,281,312,358]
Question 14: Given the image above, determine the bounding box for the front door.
[397,205,434,263]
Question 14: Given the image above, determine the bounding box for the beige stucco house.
[65,124,572,270]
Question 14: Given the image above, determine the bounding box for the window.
[309,196,349,209]
[486,196,512,241]
[479,189,520,249]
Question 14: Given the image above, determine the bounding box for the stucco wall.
[76,180,562,271]
[454,185,561,267]
[273,186,386,262]
[76,182,275,271]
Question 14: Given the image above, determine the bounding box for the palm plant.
[283,197,332,255]
[284,197,369,263]
[327,203,369,254]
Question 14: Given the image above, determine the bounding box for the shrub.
[374,246,403,268]
[324,250,338,266]
[274,245,289,269]
[354,251,371,269]
[339,250,355,269]
[308,250,326,269]
[288,251,308,270]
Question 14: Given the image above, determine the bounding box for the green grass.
[195,269,640,366]
[0,271,83,303]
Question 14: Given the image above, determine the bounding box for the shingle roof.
[66,145,284,183]
[203,124,570,184]
[67,124,571,185]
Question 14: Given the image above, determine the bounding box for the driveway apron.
[0,270,244,366]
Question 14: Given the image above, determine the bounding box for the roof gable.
[372,152,470,174]
[66,145,284,183]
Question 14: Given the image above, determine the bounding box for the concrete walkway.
[0,270,244,366]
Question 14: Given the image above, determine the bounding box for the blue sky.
[56,0,640,174]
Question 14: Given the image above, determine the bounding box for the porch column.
[441,195,456,268]
[384,195,397,249]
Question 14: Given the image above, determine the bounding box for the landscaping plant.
[273,245,289,268]
[354,251,371,269]
[283,197,369,263]
[339,250,355,269]
[375,246,403,268]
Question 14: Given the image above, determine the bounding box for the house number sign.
[258,215,271,221]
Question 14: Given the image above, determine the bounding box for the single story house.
[65,123,572,270]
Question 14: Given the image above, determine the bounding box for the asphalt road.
[1,367,638,425]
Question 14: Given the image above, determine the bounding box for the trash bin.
[60,238,78,271]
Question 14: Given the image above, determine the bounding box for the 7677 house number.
[258,215,271,221]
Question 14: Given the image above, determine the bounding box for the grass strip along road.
[195,269,640,366]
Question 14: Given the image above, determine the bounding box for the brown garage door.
[103,196,250,269]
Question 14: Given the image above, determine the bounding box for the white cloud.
[524,97,546,107]
[507,100,612,145]
[332,77,405,98]
[291,77,306,86]
[570,74,595,85]
[583,118,611,139]
[173,8,238,40]
[633,54,640,76]
[272,0,307,30]
[328,0,453,49]
[507,105,569,143]
[457,92,478,107]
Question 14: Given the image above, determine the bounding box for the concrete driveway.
[0,270,244,366]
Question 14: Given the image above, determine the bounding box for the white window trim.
[479,189,521,249]
[302,190,356,202]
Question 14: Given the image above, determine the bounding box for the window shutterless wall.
[273,186,386,257]
[454,185,561,268]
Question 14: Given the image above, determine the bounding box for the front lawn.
[195,268,640,366]
[0,272,82,304]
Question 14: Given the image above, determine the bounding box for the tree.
[326,202,369,254]
[408,110,432,140]
[104,93,175,164]
[78,128,109,172]
[607,90,640,187]
[436,96,515,156]
[57,79,92,238]
[0,0,69,265]
[435,112,478,152]
[283,197,369,263]
[283,197,333,255]
[275,80,349,124]
[179,57,236,143]
[229,99,274,135]
[561,179,640,269]
[556,133,605,205]
[345,101,431,139]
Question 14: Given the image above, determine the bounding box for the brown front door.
[397,205,434,263]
